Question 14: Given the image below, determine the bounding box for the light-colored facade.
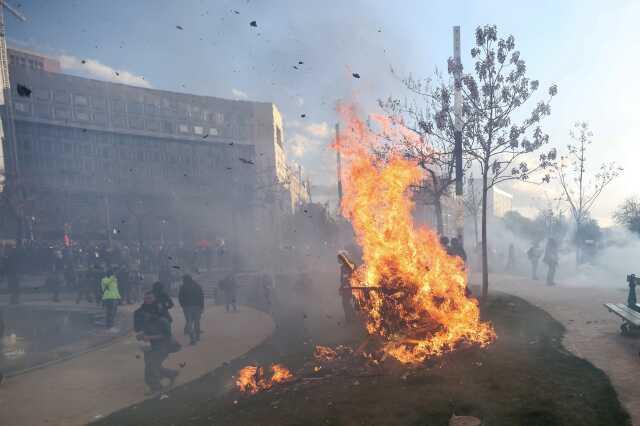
[3,48,310,269]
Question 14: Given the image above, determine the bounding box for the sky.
[6,0,640,225]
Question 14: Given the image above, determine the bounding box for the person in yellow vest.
[101,268,121,330]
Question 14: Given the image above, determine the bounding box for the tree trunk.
[434,196,444,235]
[575,219,581,267]
[473,211,479,246]
[481,173,489,302]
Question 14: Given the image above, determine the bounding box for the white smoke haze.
[58,55,151,88]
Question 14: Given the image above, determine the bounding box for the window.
[112,115,126,128]
[276,126,283,147]
[14,101,30,114]
[146,119,161,132]
[215,112,224,125]
[178,124,189,133]
[34,88,50,101]
[127,101,143,114]
[129,115,144,130]
[93,112,107,125]
[110,98,125,113]
[162,120,173,134]
[54,90,70,104]
[54,107,71,120]
[92,96,107,110]
[75,110,90,121]
[208,127,218,136]
[74,95,88,106]
[194,126,203,135]
[34,103,51,119]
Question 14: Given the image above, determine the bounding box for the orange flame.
[235,363,294,394]
[335,103,495,363]
[314,345,338,361]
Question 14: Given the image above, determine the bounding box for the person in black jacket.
[152,281,174,323]
[178,274,205,345]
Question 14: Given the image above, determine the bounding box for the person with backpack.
[135,292,180,394]
[178,275,205,345]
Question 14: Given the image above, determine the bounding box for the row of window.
[15,101,223,137]
[9,54,44,71]
[15,88,227,125]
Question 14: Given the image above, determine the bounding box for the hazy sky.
[7,0,640,225]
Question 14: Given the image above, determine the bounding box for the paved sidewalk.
[0,304,275,426]
[487,274,640,425]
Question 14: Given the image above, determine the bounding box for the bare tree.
[378,71,465,235]
[554,122,622,263]
[452,25,558,301]
[614,197,640,236]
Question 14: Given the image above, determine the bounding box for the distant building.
[2,48,309,267]
[9,47,61,73]
[488,186,513,218]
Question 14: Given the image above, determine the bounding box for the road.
[0,303,275,426]
[487,273,640,425]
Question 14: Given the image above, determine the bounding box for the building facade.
[2,48,309,269]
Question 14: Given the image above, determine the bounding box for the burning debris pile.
[235,364,294,395]
[334,103,495,363]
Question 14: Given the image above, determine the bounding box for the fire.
[335,103,495,363]
[314,345,338,361]
[235,363,293,394]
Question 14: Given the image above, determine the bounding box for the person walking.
[101,269,121,330]
[135,292,179,395]
[152,281,174,322]
[526,242,542,280]
[178,274,204,345]
[543,238,559,286]
[219,272,237,312]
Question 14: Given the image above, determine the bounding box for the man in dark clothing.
[219,273,237,312]
[135,292,179,394]
[449,237,467,263]
[46,269,62,302]
[152,281,174,322]
[178,275,205,345]
[116,265,131,304]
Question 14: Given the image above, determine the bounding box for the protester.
[116,264,131,305]
[219,272,238,312]
[449,237,467,263]
[337,251,356,324]
[45,268,62,303]
[135,292,180,395]
[543,238,559,286]
[152,281,175,322]
[101,269,121,330]
[178,274,204,345]
[439,236,450,254]
[526,242,542,280]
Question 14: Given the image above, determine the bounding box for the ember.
[334,103,496,363]
[313,345,337,361]
[235,363,293,394]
